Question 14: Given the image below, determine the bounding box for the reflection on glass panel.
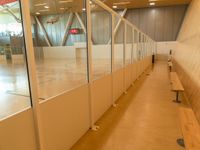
[0,0,31,119]
[133,29,138,62]
[30,0,88,100]
[91,1,111,80]
[144,36,147,57]
[138,32,142,60]
[141,34,144,59]
[114,16,124,71]
[126,24,132,65]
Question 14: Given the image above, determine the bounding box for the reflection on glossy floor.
[0,59,31,120]
[71,61,184,150]
[0,58,122,119]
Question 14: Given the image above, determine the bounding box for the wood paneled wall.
[174,0,200,123]
[125,5,188,41]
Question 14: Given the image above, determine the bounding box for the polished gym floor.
[0,58,123,119]
[71,61,184,150]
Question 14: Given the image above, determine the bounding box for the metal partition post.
[131,28,134,65]
[131,27,134,85]
[86,0,99,131]
[21,0,45,150]
[111,14,116,107]
[123,22,127,94]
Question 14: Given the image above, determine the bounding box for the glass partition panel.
[0,0,31,119]
[145,37,148,57]
[126,24,132,65]
[30,0,88,100]
[143,36,146,58]
[133,29,138,62]
[114,15,124,71]
[149,40,151,56]
[138,32,142,60]
[91,1,112,80]
[141,34,144,59]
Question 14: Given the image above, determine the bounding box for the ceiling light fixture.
[59,0,73,3]
[113,5,117,9]
[149,2,155,6]
[113,1,130,5]
[44,6,49,9]
[39,9,49,12]
[34,3,47,7]
[82,8,86,11]
[35,12,40,15]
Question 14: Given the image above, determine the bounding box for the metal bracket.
[177,138,185,147]
[91,125,100,131]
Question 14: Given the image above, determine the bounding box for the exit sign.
[69,28,82,35]
[0,0,17,5]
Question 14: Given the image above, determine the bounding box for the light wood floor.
[0,58,123,120]
[70,61,185,150]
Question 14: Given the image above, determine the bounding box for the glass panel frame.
[0,0,32,120]
[29,0,89,100]
[90,0,112,80]
[125,23,133,65]
[114,15,125,71]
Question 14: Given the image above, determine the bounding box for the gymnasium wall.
[125,5,187,41]
[173,0,200,123]
[40,44,133,59]
[33,11,129,47]
[156,41,177,61]
[33,13,86,46]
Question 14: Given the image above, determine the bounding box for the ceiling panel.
[30,0,84,15]
[102,0,191,9]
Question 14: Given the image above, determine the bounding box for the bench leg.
[173,91,181,103]
[177,138,185,148]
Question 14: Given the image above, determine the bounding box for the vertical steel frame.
[123,22,127,93]
[19,0,156,148]
[111,13,116,106]
[20,0,44,150]
[86,0,98,130]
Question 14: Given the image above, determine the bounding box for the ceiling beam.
[1,5,21,23]
[35,16,52,47]
[107,8,127,44]
[61,12,74,46]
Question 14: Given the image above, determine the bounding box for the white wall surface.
[42,44,126,60]
[156,41,177,61]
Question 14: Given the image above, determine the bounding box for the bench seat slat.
[170,72,184,91]
[179,107,200,150]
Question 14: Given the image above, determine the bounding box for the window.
[91,1,112,80]
[30,0,88,100]
[114,16,124,71]
[126,24,133,65]
[0,0,31,119]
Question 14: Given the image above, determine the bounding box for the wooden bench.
[168,61,173,71]
[170,72,184,103]
[179,107,200,150]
